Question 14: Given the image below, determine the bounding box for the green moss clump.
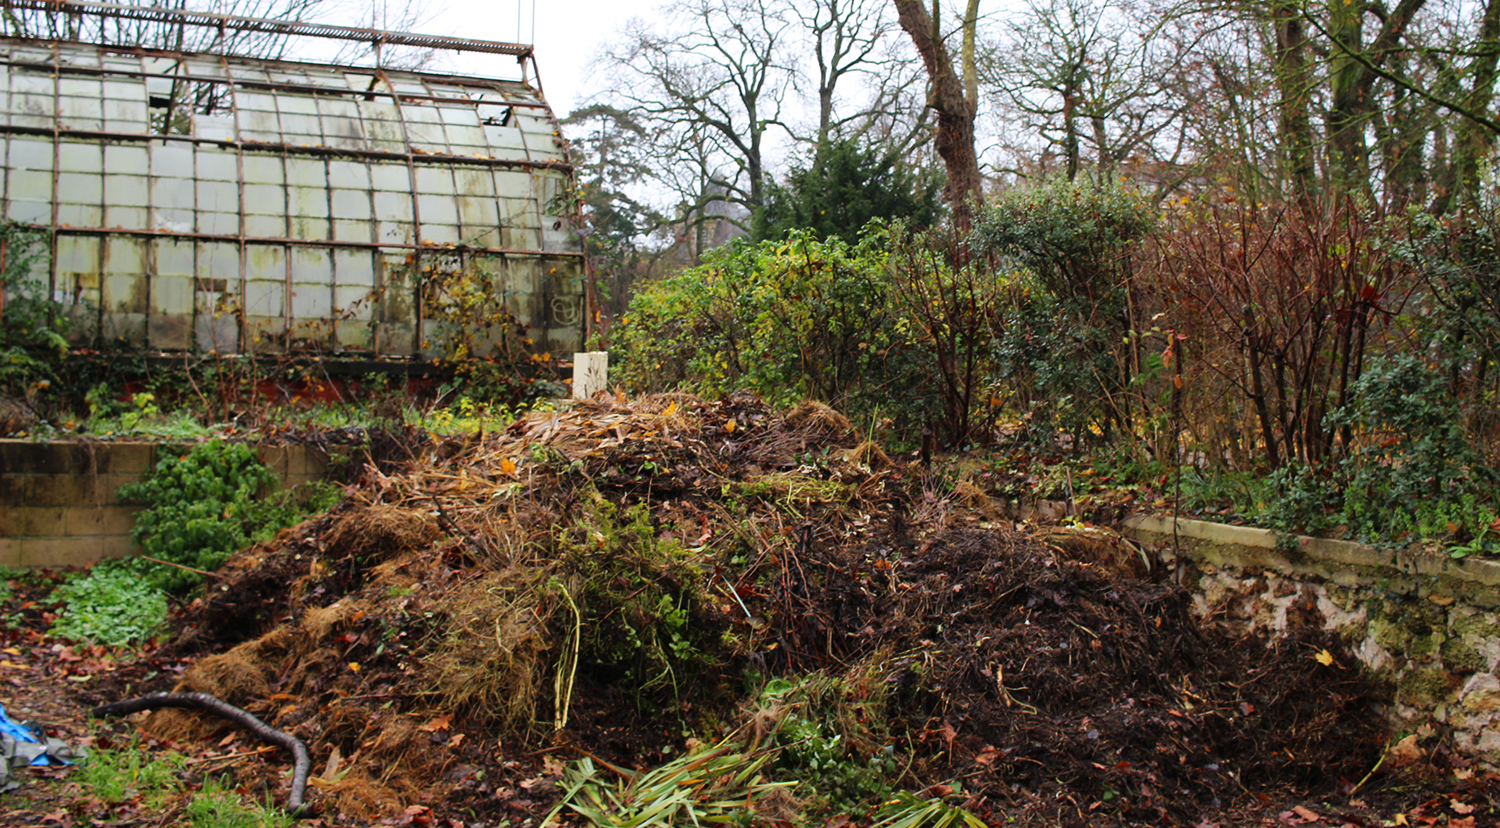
[1396,667,1451,708]
[1440,637,1488,674]
[1451,611,1500,639]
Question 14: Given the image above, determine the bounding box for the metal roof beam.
[1,0,534,57]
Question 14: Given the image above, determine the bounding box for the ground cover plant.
[1,394,1485,828]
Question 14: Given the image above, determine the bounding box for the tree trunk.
[1270,0,1316,205]
[894,0,983,227]
[1432,0,1500,214]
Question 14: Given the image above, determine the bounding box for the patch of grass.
[185,779,295,828]
[79,739,293,827]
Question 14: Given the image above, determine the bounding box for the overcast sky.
[422,0,656,117]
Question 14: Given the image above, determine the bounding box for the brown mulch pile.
[4,392,1495,826]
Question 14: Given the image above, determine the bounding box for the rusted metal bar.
[224,52,250,352]
[0,123,570,171]
[1,0,534,57]
[0,55,551,110]
[42,224,584,257]
[47,40,62,328]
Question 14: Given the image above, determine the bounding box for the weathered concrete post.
[571,351,608,400]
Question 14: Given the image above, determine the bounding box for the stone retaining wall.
[0,440,326,568]
[1124,514,1500,769]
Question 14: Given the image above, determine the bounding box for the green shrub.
[611,226,936,440]
[974,178,1155,444]
[117,442,339,593]
[559,493,724,708]
[0,221,64,401]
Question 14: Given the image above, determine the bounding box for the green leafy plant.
[871,790,988,828]
[118,442,278,592]
[49,560,169,647]
[561,493,722,707]
[756,670,896,817]
[84,386,212,439]
[0,221,64,412]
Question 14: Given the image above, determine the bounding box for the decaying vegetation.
[62,393,1454,827]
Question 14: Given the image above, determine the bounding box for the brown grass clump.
[1029,524,1149,579]
[142,628,298,741]
[315,768,408,820]
[424,571,559,735]
[783,400,857,446]
[322,502,441,561]
[845,439,894,470]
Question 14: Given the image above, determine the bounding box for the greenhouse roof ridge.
[0,0,534,58]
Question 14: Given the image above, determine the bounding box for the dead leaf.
[1450,800,1475,815]
[1292,805,1320,822]
[321,746,342,780]
[418,714,452,733]
[1393,814,1408,826]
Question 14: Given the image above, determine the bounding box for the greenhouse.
[0,1,588,359]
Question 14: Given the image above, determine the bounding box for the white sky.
[422,0,657,117]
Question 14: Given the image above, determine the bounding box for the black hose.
[92,692,312,816]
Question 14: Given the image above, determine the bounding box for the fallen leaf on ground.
[418,714,452,733]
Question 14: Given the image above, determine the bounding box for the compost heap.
[111,393,1391,826]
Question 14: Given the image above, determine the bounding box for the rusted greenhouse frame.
[0,0,592,362]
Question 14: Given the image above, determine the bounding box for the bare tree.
[984,0,1202,191]
[893,0,983,227]
[599,0,793,237]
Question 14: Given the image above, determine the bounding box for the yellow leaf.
[348,662,361,672]
[499,456,518,477]
[662,402,678,417]
[725,419,736,433]
[1394,814,1408,826]
[1314,649,1335,666]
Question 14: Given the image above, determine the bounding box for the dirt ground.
[2,393,1497,827]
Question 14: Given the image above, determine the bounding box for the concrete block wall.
[0,440,326,569]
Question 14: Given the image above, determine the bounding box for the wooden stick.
[138,557,215,577]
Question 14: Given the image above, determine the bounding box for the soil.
[2,393,1497,827]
